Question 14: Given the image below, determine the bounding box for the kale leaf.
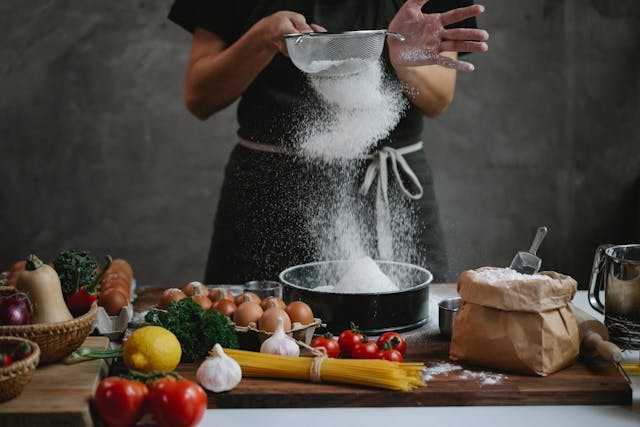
[53,250,99,297]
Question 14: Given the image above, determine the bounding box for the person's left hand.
[388,0,489,71]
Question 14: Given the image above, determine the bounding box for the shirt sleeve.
[168,0,239,43]
[423,0,478,29]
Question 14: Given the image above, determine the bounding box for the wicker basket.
[0,336,40,402]
[0,287,97,365]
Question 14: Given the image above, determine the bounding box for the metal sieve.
[284,30,405,78]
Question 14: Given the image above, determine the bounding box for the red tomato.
[148,378,207,427]
[94,377,148,427]
[376,332,407,355]
[380,348,404,362]
[351,341,380,359]
[1,354,13,367]
[338,327,365,357]
[311,335,341,358]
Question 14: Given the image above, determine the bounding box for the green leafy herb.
[145,298,238,362]
[53,250,99,297]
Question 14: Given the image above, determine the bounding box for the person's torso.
[228,0,424,148]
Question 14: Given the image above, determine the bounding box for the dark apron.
[204,143,449,283]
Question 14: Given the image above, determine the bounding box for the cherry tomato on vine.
[94,377,148,427]
[338,324,365,357]
[148,378,207,427]
[311,335,341,358]
[376,332,407,355]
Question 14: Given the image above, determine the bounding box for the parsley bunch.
[145,298,238,362]
[53,250,99,297]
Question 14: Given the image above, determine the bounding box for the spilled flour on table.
[422,361,507,386]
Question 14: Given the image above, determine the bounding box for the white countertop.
[199,287,640,427]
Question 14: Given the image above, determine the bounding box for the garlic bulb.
[260,317,300,357]
[196,344,242,393]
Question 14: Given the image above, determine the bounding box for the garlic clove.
[196,343,242,393]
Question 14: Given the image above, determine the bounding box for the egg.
[258,307,292,332]
[182,281,208,297]
[213,299,237,318]
[285,301,314,325]
[99,288,129,316]
[233,301,263,327]
[159,288,186,309]
[192,294,213,310]
[234,292,261,307]
[260,297,286,311]
[209,287,233,303]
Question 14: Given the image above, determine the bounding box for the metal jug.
[589,244,640,349]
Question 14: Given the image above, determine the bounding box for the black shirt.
[169,0,477,148]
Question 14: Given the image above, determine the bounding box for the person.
[168,0,489,283]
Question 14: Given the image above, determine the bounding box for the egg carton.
[234,318,324,351]
[91,278,137,340]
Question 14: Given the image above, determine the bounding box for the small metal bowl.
[438,297,461,337]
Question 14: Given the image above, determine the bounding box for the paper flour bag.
[449,267,580,376]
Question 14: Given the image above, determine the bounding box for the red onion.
[0,292,32,325]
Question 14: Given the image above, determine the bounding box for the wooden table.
[136,285,631,408]
[0,336,109,427]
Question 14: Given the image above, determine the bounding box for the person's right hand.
[252,11,326,56]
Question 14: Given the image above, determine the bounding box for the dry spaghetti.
[223,348,425,391]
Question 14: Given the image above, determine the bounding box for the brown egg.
[100,273,130,294]
[285,301,314,325]
[99,288,129,316]
[159,288,186,309]
[182,281,208,297]
[234,292,261,307]
[260,297,286,311]
[213,299,237,318]
[258,307,292,332]
[192,294,212,310]
[233,301,263,327]
[209,287,233,303]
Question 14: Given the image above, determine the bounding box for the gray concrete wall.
[1,0,638,287]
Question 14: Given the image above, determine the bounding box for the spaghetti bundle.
[223,348,425,391]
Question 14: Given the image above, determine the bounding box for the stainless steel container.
[589,244,640,349]
[438,297,460,338]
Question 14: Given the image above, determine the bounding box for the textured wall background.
[1,0,638,287]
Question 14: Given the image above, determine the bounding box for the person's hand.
[388,0,489,71]
[252,11,326,56]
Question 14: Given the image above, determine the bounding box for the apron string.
[237,138,425,260]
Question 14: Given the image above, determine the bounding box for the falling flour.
[422,361,506,386]
[295,59,424,292]
[298,60,407,161]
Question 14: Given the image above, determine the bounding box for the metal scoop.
[509,226,548,274]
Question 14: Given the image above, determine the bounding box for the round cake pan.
[280,260,433,334]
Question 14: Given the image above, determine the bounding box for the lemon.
[123,326,181,373]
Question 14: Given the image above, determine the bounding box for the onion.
[0,292,31,325]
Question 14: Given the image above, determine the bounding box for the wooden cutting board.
[176,335,632,408]
[0,336,109,427]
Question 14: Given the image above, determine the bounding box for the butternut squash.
[17,254,73,324]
